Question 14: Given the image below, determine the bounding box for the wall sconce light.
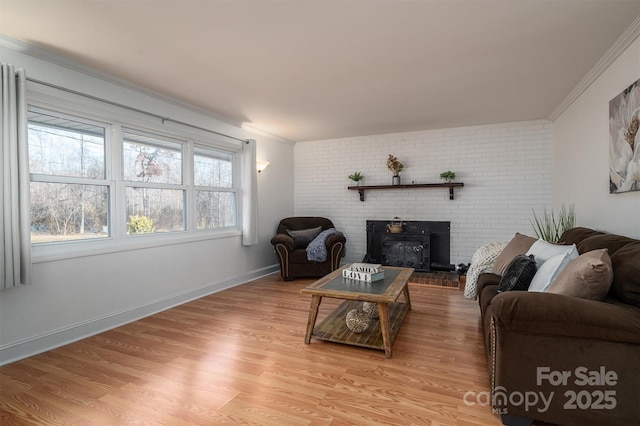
[257,160,270,173]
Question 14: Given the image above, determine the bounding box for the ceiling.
[1,1,639,142]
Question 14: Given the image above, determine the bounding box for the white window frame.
[27,106,113,243]
[27,82,243,263]
[121,127,187,236]
[192,144,239,231]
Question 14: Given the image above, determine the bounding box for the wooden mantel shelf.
[347,182,464,201]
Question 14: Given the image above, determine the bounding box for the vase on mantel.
[392,175,401,186]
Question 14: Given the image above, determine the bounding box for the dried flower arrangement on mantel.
[387,154,404,185]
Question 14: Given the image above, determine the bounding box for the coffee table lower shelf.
[311,300,410,352]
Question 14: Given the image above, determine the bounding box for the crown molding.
[549,14,640,121]
[241,123,296,145]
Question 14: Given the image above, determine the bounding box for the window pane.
[196,191,236,229]
[30,182,109,243]
[126,188,185,234]
[123,131,182,184]
[28,111,105,178]
[194,150,232,188]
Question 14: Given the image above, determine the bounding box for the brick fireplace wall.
[294,120,553,265]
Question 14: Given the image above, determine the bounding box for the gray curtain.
[1,63,31,289]
[241,139,258,246]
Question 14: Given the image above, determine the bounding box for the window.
[122,129,185,234]
[26,100,242,255]
[194,147,237,229]
[28,108,110,243]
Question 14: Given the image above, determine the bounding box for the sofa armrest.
[477,273,500,293]
[491,291,640,345]
[270,233,294,251]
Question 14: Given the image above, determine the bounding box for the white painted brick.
[294,120,553,265]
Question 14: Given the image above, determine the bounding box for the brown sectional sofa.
[477,227,640,426]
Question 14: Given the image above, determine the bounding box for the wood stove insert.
[364,220,451,272]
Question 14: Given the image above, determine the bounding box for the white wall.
[0,43,294,364]
[553,36,640,238]
[294,121,553,265]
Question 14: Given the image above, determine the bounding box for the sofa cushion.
[286,226,322,249]
[491,233,537,275]
[610,242,640,307]
[558,227,604,245]
[498,254,537,293]
[576,234,638,256]
[528,245,579,292]
[547,249,613,301]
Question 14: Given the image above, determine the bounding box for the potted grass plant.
[531,204,576,243]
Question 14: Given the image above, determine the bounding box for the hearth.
[364,220,451,272]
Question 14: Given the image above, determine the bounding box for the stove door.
[381,235,430,270]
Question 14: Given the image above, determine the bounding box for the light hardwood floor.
[0,274,503,425]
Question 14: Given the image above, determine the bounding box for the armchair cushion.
[286,226,322,249]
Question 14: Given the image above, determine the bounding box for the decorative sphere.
[362,302,379,319]
[345,309,370,333]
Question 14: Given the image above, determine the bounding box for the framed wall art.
[609,78,639,194]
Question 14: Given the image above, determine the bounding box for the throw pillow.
[528,245,579,292]
[547,249,613,301]
[497,254,537,293]
[526,240,577,269]
[491,233,537,276]
[286,226,322,249]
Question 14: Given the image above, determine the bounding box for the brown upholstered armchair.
[271,217,346,280]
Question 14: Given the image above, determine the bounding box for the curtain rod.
[26,77,250,144]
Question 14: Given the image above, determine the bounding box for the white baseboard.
[0,265,280,366]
